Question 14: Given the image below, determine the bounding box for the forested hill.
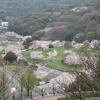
[0,0,100,41]
[0,0,99,19]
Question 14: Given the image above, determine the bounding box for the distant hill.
[1,0,99,41]
[0,0,96,19]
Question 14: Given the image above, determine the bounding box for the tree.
[62,56,100,100]
[64,41,72,49]
[32,34,40,40]
[20,71,39,97]
[64,72,94,100]
[86,32,97,42]
[4,51,17,63]
[0,63,18,100]
[74,33,86,43]
[0,70,7,100]
[90,56,100,91]
[65,32,75,41]
[78,41,90,55]
[23,38,32,49]
[49,44,54,48]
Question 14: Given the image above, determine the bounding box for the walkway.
[34,95,64,100]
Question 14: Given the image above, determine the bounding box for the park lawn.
[46,46,81,71]
[22,46,82,71]
[46,59,81,71]
[86,97,100,100]
[22,50,43,66]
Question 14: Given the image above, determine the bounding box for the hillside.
[1,0,100,19]
[9,0,100,41]
[0,0,84,19]
[0,0,99,41]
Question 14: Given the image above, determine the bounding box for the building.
[1,22,8,27]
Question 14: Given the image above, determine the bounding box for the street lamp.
[11,87,16,100]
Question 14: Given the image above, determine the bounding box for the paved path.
[33,95,64,100]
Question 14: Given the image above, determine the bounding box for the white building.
[1,22,8,27]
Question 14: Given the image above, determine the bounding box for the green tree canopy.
[23,38,32,49]
[20,71,39,96]
[4,51,17,63]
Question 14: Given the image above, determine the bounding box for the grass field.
[22,46,81,71]
[22,46,99,71]
[86,97,100,100]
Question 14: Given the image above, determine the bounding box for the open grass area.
[46,59,81,71]
[45,47,81,71]
[86,97,100,100]
[22,50,43,66]
[22,46,81,71]
[22,46,99,71]
[6,64,17,70]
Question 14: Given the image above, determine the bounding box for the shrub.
[4,51,17,63]
[49,44,54,48]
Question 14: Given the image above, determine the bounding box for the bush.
[4,51,17,63]
[23,38,32,49]
[49,44,54,48]
[74,33,86,43]
[32,34,40,40]
[64,41,72,49]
